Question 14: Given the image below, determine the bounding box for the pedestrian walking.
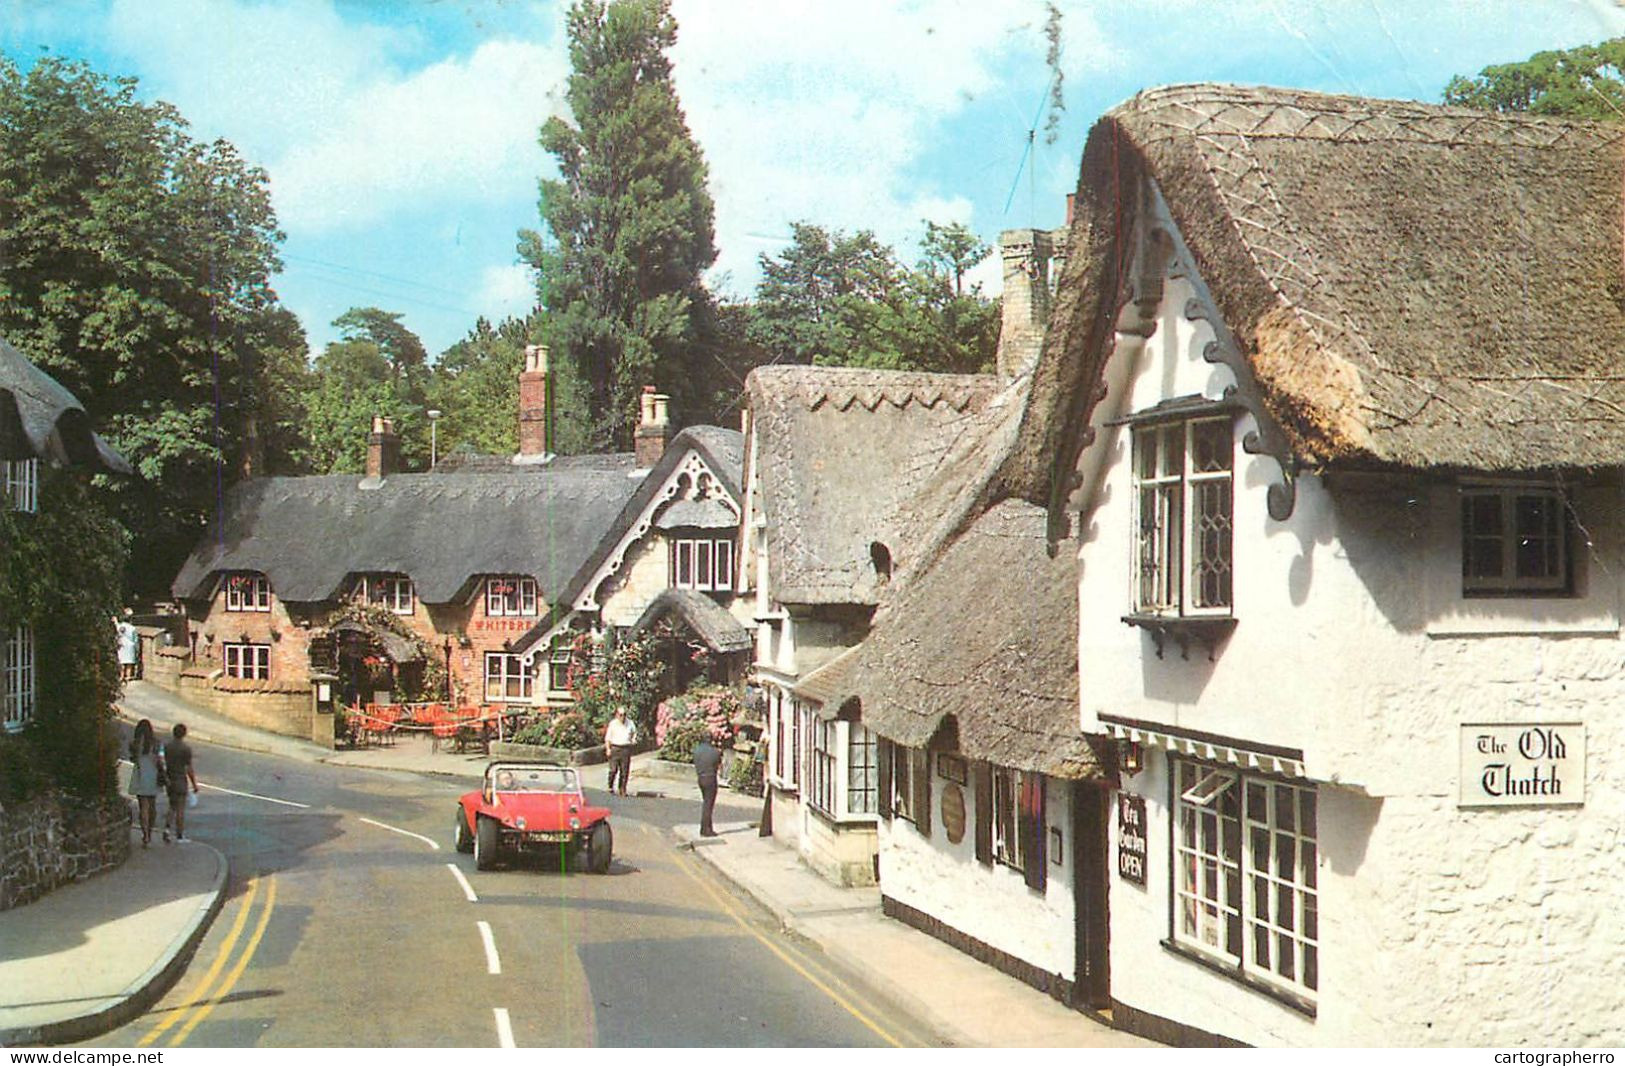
[127,719,163,848]
[116,611,140,682]
[693,733,722,837]
[604,706,636,796]
[162,723,198,842]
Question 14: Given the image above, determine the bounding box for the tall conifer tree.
[520,0,717,448]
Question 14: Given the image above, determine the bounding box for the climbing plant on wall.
[0,468,128,805]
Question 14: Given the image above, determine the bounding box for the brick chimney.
[996,223,1069,381]
[634,386,671,468]
[365,415,400,480]
[517,344,551,461]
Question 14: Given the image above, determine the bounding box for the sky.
[2,0,1622,361]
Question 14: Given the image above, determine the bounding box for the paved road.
[82,736,945,1048]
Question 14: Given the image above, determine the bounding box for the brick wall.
[0,791,130,911]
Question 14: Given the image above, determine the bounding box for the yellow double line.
[138,874,277,1048]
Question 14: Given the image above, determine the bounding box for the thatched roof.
[0,335,130,474]
[997,83,1625,522]
[171,455,641,604]
[508,426,743,654]
[628,588,753,654]
[837,500,1100,779]
[746,365,998,606]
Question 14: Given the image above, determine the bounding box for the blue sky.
[3,0,1621,360]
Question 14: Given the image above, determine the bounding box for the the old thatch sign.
[1118,793,1147,885]
[1459,724,1584,807]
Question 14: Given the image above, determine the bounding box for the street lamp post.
[428,409,442,469]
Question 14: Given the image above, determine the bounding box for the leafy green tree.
[0,58,297,591]
[749,221,998,375]
[303,308,430,474]
[1444,39,1625,119]
[519,0,718,447]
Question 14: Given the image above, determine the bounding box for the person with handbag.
[162,722,199,843]
[127,719,163,848]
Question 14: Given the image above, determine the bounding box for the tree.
[0,58,299,591]
[302,308,430,474]
[748,221,998,375]
[1444,39,1625,119]
[519,0,718,448]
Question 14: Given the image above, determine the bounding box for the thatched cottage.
[740,364,998,885]
[168,347,745,738]
[1048,84,1625,1045]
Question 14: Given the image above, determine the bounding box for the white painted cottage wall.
[1082,236,1625,1045]
[880,776,1078,982]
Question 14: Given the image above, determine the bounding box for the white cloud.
[270,39,567,231]
[476,263,537,320]
[101,0,568,235]
[670,0,1108,294]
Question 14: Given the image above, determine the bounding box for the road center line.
[493,1007,515,1048]
[446,862,478,902]
[477,920,502,975]
[200,782,311,809]
[358,816,441,850]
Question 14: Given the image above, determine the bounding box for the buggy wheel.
[453,807,473,853]
[475,816,500,870]
[588,821,613,874]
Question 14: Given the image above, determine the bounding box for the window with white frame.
[770,689,800,790]
[808,717,838,815]
[4,458,37,513]
[1171,759,1319,1002]
[224,573,271,612]
[1461,484,1571,595]
[671,536,734,592]
[484,653,533,702]
[485,576,539,617]
[223,642,270,680]
[993,767,1024,868]
[3,625,34,731]
[547,637,573,693]
[362,574,415,615]
[848,724,877,815]
[1132,417,1233,615]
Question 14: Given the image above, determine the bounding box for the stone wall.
[0,791,130,911]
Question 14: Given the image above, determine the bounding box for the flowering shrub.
[511,709,597,750]
[566,630,663,735]
[655,684,742,762]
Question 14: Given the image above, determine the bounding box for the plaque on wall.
[937,753,967,785]
[1117,793,1147,885]
[941,782,967,844]
[1459,723,1585,807]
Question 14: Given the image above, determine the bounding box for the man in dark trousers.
[162,722,199,842]
[693,734,722,837]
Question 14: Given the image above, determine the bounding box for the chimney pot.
[366,413,401,479]
[635,387,673,468]
[518,344,552,459]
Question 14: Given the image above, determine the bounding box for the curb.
[0,843,229,1047]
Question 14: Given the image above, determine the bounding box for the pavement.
[0,681,1155,1048]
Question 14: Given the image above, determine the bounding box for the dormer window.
[1132,415,1233,615]
[486,576,539,617]
[1461,484,1571,596]
[361,574,415,615]
[224,573,271,612]
[671,536,734,593]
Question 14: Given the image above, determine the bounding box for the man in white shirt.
[604,707,636,796]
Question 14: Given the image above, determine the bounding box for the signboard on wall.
[1117,792,1147,885]
[1459,723,1585,807]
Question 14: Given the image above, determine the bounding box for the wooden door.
[1072,782,1111,1009]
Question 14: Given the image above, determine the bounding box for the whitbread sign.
[1459,723,1585,808]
